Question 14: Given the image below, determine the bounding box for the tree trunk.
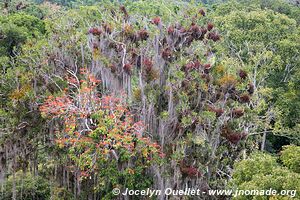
[261,129,267,151]
[12,169,16,200]
[67,170,69,191]
[74,172,77,199]
[12,144,16,200]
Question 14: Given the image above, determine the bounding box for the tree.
[81,2,260,198]
[0,0,299,199]
[211,1,300,151]
[1,171,50,200]
[0,13,45,58]
[280,145,300,173]
[40,69,162,198]
[230,147,300,199]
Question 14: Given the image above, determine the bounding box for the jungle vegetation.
[0,0,299,199]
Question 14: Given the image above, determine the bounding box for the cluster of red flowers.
[231,108,244,118]
[102,23,112,34]
[123,63,133,74]
[239,70,248,79]
[207,31,220,42]
[180,161,202,178]
[207,22,214,31]
[152,17,161,25]
[167,26,175,35]
[221,125,247,144]
[185,60,201,71]
[239,94,250,103]
[143,58,153,71]
[88,27,102,35]
[138,29,149,41]
[208,105,224,118]
[181,166,202,177]
[199,8,206,16]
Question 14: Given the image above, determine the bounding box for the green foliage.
[0,0,299,199]
[51,185,73,200]
[1,171,50,200]
[280,145,300,173]
[94,161,153,199]
[231,152,278,185]
[35,0,108,7]
[0,13,45,57]
[211,0,300,150]
[231,150,300,199]
[244,0,300,23]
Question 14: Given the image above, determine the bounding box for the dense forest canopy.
[0,0,299,199]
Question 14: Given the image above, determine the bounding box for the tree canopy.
[0,0,299,199]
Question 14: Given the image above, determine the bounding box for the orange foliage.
[40,69,162,175]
